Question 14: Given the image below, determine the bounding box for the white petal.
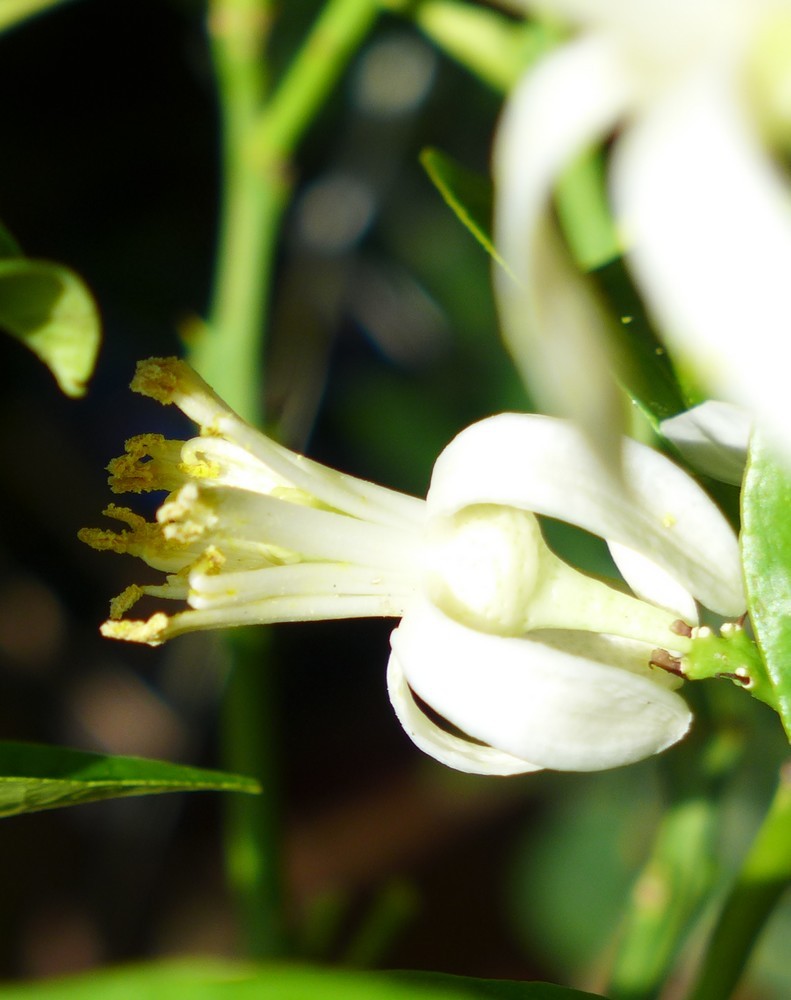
[427,413,744,616]
[608,541,699,623]
[519,0,749,63]
[392,600,691,772]
[386,654,541,775]
[612,74,791,456]
[493,35,632,439]
[660,402,751,486]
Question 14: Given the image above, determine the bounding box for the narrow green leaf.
[0,959,604,999]
[590,257,690,429]
[408,1,555,92]
[420,148,511,275]
[418,152,688,434]
[0,257,100,396]
[741,430,791,741]
[0,742,260,818]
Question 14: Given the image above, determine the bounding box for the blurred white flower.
[660,401,752,485]
[495,0,791,446]
[82,358,744,774]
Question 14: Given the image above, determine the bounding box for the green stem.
[199,0,381,960]
[196,0,278,422]
[199,0,381,420]
[685,765,791,1000]
[221,629,287,957]
[202,1,284,959]
[247,0,380,173]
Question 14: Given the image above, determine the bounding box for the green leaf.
[417,153,688,433]
[0,257,100,396]
[590,257,689,429]
[0,741,260,818]
[741,429,791,741]
[608,799,718,997]
[420,148,511,275]
[391,971,603,999]
[0,221,22,258]
[0,959,604,999]
[0,0,68,33]
[409,2,556,93]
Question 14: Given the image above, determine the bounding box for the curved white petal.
[612,74,791,456]
[608,541,699,623]
[493,35,632,438]
[427,413,744,616]
[392,600,691,772]
[386,654,542,776]
[660,402,751,486]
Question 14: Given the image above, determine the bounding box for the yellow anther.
[101,613,170,647]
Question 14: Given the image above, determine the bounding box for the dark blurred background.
[0,1,788,996]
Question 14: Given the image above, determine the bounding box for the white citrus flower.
[494,0,791,447]
[81,358,744,774]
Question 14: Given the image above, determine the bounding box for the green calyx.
[680,623,777,710]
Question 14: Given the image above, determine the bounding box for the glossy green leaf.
[420,148,511,275]
[0,256,100,396]
[0,742,259,818]
[418,149,689,434]
[741,429,791,741]
[0,959,604,999]
[590,257,690,429]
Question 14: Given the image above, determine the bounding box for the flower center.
[426,504,546,636]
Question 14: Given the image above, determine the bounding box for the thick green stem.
[200,0,380,960]
[248,0,380,172]
[202,0,284,960]
[199,0,380,420]
[197,0,279,422]
[685,765,791,1000]
[221,629,287,957]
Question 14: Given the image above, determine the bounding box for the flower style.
[494,0,791,446]
[81,358,745,775]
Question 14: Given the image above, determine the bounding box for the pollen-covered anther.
[130,357,182,405]
[77,506,151,553]
[131,358,228,436]
[109,584,145,619]
[100,612,170,646]
[107,434,186,494]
